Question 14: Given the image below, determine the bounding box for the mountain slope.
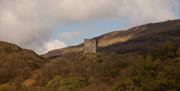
[100,19,180,53]
[0,41,46,85]
[44,19,180,59]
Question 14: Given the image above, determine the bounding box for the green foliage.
[150,41,178,60]
[36,52,132,86]
[111,79,136,91]
[47,75,62,88]
[1,41,180,91]
[0,84,12,91]
[47,75,88,91]
[110,42,180,91]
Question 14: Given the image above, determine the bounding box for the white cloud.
[59,32,82,40]
[44,39,66,52]
[0,0,179,54]
[126,0,178,25]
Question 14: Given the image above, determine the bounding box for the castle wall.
[84,39,97,53]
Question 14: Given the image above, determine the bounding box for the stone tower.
[84,39,97,53]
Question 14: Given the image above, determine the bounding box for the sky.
[0,0,180,54]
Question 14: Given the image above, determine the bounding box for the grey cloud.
[0,0,179,54]
[59,31,82,41]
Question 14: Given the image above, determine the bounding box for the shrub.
[47,76,89,91]
[111,79,136,91]
[0,84,13,91]
[150,41,178,60]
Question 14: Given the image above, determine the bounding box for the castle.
[84,39,97,53]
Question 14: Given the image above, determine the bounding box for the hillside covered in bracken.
[0,19,180,91]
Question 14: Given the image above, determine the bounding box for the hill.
[44,19,180,59]
[0,41,46,87]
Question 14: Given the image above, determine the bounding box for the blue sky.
[1,0,180,53]
[172,5,180,18]
[53,9,179,47]
[53,17,130,46]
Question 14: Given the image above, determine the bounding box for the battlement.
[84,39,97,53]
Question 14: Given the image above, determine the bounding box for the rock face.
[84,39,97,54]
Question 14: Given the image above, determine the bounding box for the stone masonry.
[84,39,97,53]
